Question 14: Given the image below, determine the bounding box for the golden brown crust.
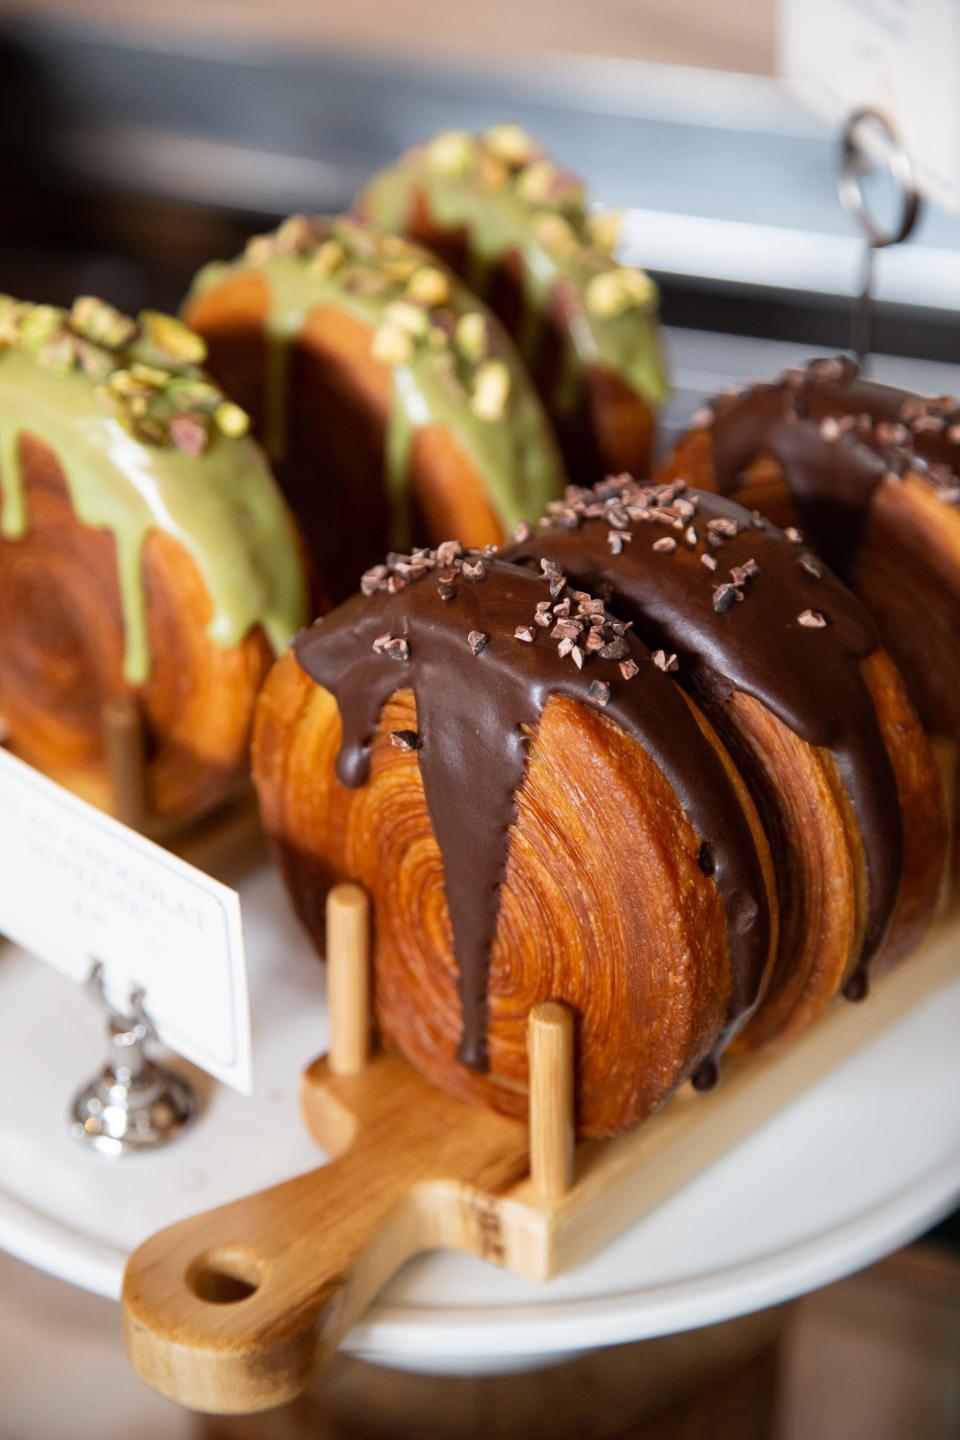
[861,647,948,968]
[720,693,862,1051]
[0,435,273,822]
[582,364,656,480]
[187,282,521,599]
[660,427,951,966]
[253,650,777,1137]
[726,647,945,1048]
[858,475,960,741]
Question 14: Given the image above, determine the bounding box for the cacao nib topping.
[372,632,410,661]
[712,582,741,614]
[296,546,771,1075]
[391,729,421,750]
[504,474,900,1018]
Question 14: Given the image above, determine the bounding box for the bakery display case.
[0,9,957,1437]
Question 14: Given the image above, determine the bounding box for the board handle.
[122,1123,443,1413]
[122,885,572,1413]
[122,1047,533,1414]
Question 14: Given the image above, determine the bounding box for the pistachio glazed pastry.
[658,358,960,785]
[254,546,778,1136]
[184,217,565,601]
[359,124,668,484]
[505,479,946,1049]
[0,295,308,823]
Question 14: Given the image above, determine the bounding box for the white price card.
[0,747,252,1094]
[779,0,960,213]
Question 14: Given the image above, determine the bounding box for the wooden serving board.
[121,903,959,1416]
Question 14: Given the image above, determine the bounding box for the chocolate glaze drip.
[505,478,901,984]
[294,546,772,1071]
[705,356,960,582]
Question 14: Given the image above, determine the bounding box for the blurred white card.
[0,747,252,1094]
[780,0,960,213]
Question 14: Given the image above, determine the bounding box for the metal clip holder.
[837,108,922,367]
[70,961,197,1158]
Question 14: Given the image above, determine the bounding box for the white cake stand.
[0,863,958,1377]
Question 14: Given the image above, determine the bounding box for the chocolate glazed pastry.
[253,549,778,1137]
[505,479,946,1050]
[0,295,308,823]
[658,357,960,783]
[358,125,668,485]
[184,217,565,602]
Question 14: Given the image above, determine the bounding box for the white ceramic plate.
[0,864,958,1376]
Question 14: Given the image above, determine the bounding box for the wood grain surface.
[122,904,959,1414]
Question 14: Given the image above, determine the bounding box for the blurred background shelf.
[0,11,957,368]
[3,0,780,72]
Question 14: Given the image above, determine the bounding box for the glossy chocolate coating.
[505,478,901,984]
[294,548,771,1071]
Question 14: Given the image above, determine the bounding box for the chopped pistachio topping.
[585,268,656,320]
[215,400,250,438]
[426,129,478,177]
[385,299,429,338]
[515,158,557,204]
[374,128,658,342]
[71,296,138,349]
[585,209,624,252]
[372,320,415,366]
[0,294,252,455]
[455,312,489,363]
[471,360,511,422]
[406,266,450,306]
[234,217,523,425]
[532,212,579,255]
[309,239,346,278]
[483,122,540,167]
[141,311,207,365]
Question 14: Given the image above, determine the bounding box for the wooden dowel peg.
[326,884,372,1075]
[102,694,147,831]
[528,1001,575,1201]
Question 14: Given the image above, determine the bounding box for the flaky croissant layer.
[254,467,948,1138]
[255,547,780,1137]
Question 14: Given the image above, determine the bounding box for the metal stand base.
[70,961,199,1158]
[71,1059,197,1159]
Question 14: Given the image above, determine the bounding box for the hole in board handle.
[187,1248,262,1305]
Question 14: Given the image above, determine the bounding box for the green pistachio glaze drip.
[0,299,307,684]
[360,125,669,414]
[188,217,565,550]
